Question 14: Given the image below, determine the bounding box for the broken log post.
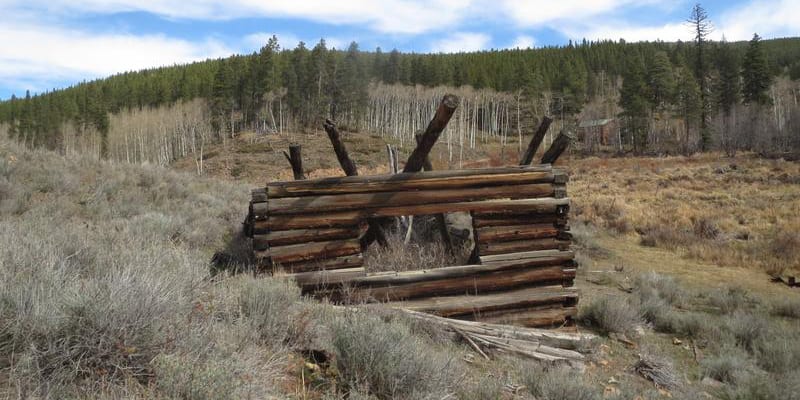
[322,118,388,246]
[282,144,306,180]
[323,119,358,176]
[403,94,459,173]
[519,116,553,165]
[541,131,576,164]
[412,132,453,253]
[386,144,399,174]
[414,132,434,171]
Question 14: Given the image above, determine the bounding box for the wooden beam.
[472,214,567,228]
[384,285,577,318]
[478,238,570,256]
[278,254,364,273]
[473,306,578,328]
[267,183,558,215]
[541,131,576,164]
[255,224,367,247]
[476,223,560,242]
[403,94,459,173]
[288,267,367,287]
[282,144,306,180]
[519,116,553,165]
[256,238,361,264]
[257,197,569,231]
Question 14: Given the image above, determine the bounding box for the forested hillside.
[1,31,799,164]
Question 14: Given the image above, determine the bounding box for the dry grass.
[569,154,800,276]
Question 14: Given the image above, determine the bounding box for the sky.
[0,0,797,100]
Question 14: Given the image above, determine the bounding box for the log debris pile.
[244,94,579,330]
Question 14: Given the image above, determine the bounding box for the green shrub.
[520,364,599,400]
[578,296,642,335]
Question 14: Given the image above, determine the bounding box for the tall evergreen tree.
[619,56,650,153]
[742,33,771,105]
[715,42,740,114]
[687,3,712,150]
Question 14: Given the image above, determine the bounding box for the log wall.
[245,164,576,328]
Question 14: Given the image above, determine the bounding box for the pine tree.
[715,42,740,114]
[647,50,675,110]
[619,56,650,153]
[687,3,712,150]
[742,33,771,105]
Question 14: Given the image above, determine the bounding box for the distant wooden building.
[578,118,616,148]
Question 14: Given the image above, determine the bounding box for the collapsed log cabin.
[244,95,577,332]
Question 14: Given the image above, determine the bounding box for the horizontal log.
[287,267,366,287]
[278,254,364,273]
[268,183,560,215]
[471,306,577,327]
[256,239,361,264]
[478,238,571,256]
[259,198,569,231]
[315,265,572,301]
[472,214,567,228]
[256,224,367,247]
[476,223,560,242]
[385,285,577,317]
[480,249,570,263]
[266,165,553,198]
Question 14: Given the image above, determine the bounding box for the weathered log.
[268,183,558,215]
[323,119,358,176]
[478,238,571,256]
[288,267,366,287]
[278,254,365,273]
[415,132,434,171]
[256,238,361,264]
[541,131,576,164]
[385,285,577,317]
[314,265,572,301]
[476,224,560,242]
[474,306,578,328]
[320,250,572,287]
[258,198,569,231]
[251,188,267,203]
[282,144,306,180]
[256,224,367,247]
[519,116,553,165]
[480,249,574,264]
[266,166,553,198]
[472,214,567,228]
[403,94,459,173]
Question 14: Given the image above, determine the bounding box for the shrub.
[636,272,687,307]
[753,329,800,374]
[519,364,599,400]
[329,312,460,399]
[725,311,767,352]
[692,216,721,239]
[237,277,303,346]
[769,297,800,319]
[701,347,752,384]
[578,296,642,335]
[709,287,756,315]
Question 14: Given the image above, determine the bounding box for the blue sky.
[1,0,797,100]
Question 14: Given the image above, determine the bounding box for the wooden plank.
[255,239,361,264]
[279,254,364,273]
[404,94,459,173]
[520,116,553,165]
[282,144,306,180]
[257,224,367,247]
[385,285,577,317]
[541,131,576,164]
[259,198,569,231]
[268,183,558,215]
[287,267,367,287]
[476,223,560,242]
[472,306,577,327]
[472,214,567,228]
[267,167,554,198]
[318,265,571,301]
[478,238,570,256]
[480,249,573,263]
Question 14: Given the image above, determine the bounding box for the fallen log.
[520,116,553,165]
[541,131,576,164]
[351,307,594,362]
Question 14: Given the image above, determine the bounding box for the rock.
[673,338,683,345]
[701,377,723,388]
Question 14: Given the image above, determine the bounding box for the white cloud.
[0,21,232,94]
[9,0,476,35]
[430,32,491,53]
[717,0,800,41]
[509,35,536,49]
[498,0,658,27]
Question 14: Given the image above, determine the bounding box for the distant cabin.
[577,118,616,147]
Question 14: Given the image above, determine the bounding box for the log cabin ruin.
[244,94,579,334]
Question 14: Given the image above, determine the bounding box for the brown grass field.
[3,130,799,399]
